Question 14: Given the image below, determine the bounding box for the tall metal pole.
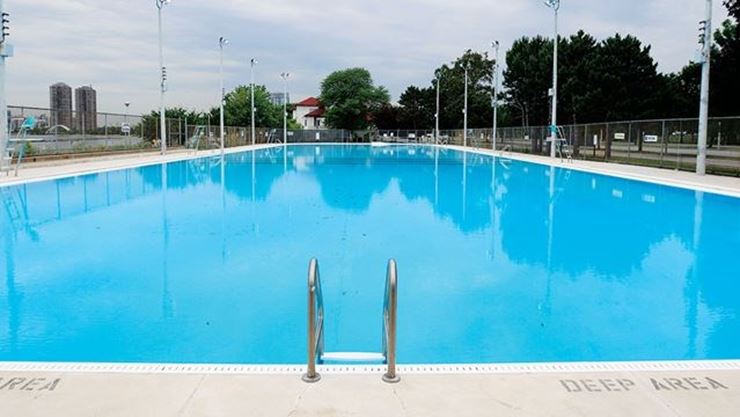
[697,0,712,176]
[463,66,468,148]
[0,0,12,171]
[156,0,170,155]
[492,41,500,152]
[219,37,228,156]
[435,75,440,145]
[281,72,290,144]
[250,58,256,146]
[545,0,560,158]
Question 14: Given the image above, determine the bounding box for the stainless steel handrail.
[302,258,398,383]
[382,259,400,383]
[302,258,324,383]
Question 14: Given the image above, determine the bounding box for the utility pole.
[463,65,468,148]
[435,74,440,145]
[492,41,500,153]
[156,0,172,155]
[544,0,560,158]
[250,58,257,146]
[219,37,228,156]
[281,72,290,144]
[0,0,13,171]
[697,0,712,175]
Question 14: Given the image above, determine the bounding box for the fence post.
[105,113,109,149]
[605,123,611,160]
[660,120,666,168]
[627,122,632,161]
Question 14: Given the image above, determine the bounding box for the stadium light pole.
[124,101,130,123]
[280,72,290,145]
[463,65,469,148]
[0,0,10,172]
[250,58,257,146]
[219,37,228,156]
[435,74,441,145]
[544,0,559,159]
[491,40,500,153]
[156,0,171,156]
[696,0,712,175]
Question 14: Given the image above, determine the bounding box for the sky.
[4,0,730,115]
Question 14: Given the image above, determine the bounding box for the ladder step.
[320,352,386,363]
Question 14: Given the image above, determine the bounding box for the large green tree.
[592,34,662,121]
[210,85,299,129]
[398,86,435,129]
[503,36,552,127]
[435,50,495,129]
[504,32,674,125]
[320,68,389,130]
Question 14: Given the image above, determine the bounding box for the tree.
[398,86,435,129]
[558,31,600,124]
[371,104,402,130]
[726,0,739,19]
[210,85,290,129]
[434,50,495,129]
[591,34,662,121]
[710,17,740,116]
[503,37,552,127]
[320,68,390,130]
[504,32,675,126]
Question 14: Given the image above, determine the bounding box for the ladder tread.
[321,352,386,363]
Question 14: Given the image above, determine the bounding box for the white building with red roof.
[293,97,326,129]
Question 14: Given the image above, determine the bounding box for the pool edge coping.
[440,144,740,198]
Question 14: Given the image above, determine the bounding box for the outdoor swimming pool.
[1,144,739,365]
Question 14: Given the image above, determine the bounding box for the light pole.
[491,41,500,153]
[696,0,712,175]
[544,0,560,159]
[280,72,290,145]
[124,101,130,136]
[250,58,257,146]
[463,64,469,148]
[156,0,171,156]
[0,0,11,172]
[219,36,228,156]
[435,73,440,145]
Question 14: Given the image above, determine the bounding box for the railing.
[302,258,324,383]
[302,258,399,383]
[381,259,399,383]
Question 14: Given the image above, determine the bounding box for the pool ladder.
[302,258,399,384]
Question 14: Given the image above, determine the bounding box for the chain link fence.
[376,116,740,176]
[6,105,740,176]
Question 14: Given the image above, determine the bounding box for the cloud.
[4,0,729,114]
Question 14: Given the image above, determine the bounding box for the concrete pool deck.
[2,143,740,415]
[1,368,739,416]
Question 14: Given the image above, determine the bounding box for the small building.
[293,97,326,129]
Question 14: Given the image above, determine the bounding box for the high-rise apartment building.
[75,85,97,132]
[49,82,73,128]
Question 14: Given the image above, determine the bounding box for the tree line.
[147,0,739,132]
[372,0,740,130]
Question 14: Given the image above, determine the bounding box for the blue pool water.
[1,144,739,365]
